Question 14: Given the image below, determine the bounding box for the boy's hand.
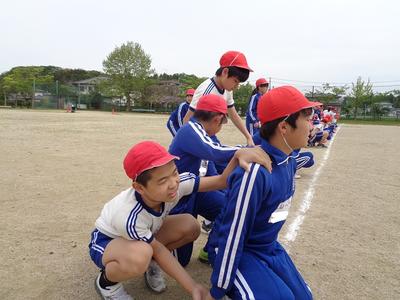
[235,146,272,173]
[246,136,255,147]
[191,283,210,300]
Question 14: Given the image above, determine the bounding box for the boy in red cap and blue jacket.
[167,88,195,137]
[169,94,272,267]
[246,78,269,137]
[207,86,320,300]
[88,140,270,299]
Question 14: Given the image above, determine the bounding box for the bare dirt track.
[0,109,399,300]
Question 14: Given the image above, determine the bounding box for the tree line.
[1,41,399,118]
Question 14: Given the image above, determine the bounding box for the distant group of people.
[308,106,338,148]
[88,50,325,300]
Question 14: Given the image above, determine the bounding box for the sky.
[1,0,400,93]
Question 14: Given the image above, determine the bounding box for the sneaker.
[201,220,213,233]
[198,248,210,264]
[94,273,133,300]
[144,260,167,293]
[295,174,301,179]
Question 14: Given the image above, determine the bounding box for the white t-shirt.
[190,78,234,111]
[95,173,199,243]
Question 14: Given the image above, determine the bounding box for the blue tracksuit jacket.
[208,139,312,299]
[166,101,190,136]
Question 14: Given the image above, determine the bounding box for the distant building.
[71,76,107,95]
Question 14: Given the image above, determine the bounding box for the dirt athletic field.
[0,109,399,300]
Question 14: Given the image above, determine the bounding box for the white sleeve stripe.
[189,121,240,152]
[91,244,105,254]
[91,247,105,255]
[235,270,255,300]
[126,203,149,241]
[204,82,215,95]
[177,103,184,127]
[234,278,248,300]
[91,230,99,244]
[168,120,177,136]
[217,164,260,289]
[180,177,195,183]
[223,165,259,288]
[126,203,142,240]
[217,169,249,288]
[179,172,195,179]
[248,95,257,121]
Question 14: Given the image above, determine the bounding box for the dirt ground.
[0,109,399,300]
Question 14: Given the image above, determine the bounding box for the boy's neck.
[268,135,293,155]
[213,76,224,90]
[198,120,213,136]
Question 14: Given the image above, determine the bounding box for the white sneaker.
[95,273,133,300]
[295,174,301,179]
[144,260,167,293]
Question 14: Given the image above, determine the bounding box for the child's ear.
[278,121,288,134]
[132,181,145,193]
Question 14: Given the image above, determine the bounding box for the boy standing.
[246,78,269,137]
[182,50,255,146]
[207,86,320,300]
[167,88,195,137]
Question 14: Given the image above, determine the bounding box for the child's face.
[220,69,240,91]
[223,76,240,91]
[286,111,313,149]
[137,161,180,204]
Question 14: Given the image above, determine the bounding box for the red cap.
[123,141,178,180]
[219,51,253,71]
[196,94,227,114]
[256,78,268,88]
[186,89,195,96]
[257,86,322,124]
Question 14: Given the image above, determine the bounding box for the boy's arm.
[180,122,239,163]
[248,94,259,123]
[182,107,194,124]
[178,103,189,128]
[150,238,207,297]
[198,147,271,192]
[228,106,254,146]
[209,165,269,299]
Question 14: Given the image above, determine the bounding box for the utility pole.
[32,78,36,109]
[56,80,59,109]
[311,86,315,98]
[269,77,272,90]
[78,82,81,109]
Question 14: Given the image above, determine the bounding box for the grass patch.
[339,118,400,126]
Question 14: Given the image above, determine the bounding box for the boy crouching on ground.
[89,141,269,299]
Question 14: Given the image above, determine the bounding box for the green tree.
[178,74,205,95]
[102,42,154,111]
[349,77,373,118]
[2,67,53,107]
[233,82,254,116]
[306,83,348,104]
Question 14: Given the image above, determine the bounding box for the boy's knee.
[122,242,153,275]
[181,214,200,241]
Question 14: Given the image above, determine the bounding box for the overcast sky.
[1,0,399,93]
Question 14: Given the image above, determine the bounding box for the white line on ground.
[281,126,341,250]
